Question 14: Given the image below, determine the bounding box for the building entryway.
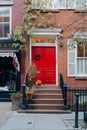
[32,46,56,84]
[0,52,20,91]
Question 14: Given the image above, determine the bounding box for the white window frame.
[76,44,87,77]
[0,7,12,39]
[32,0,87,10]
[68,34,87,77]
[32,0,74,9]
[32,0,56,10]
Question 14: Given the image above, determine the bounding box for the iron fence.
[67,87,87,111]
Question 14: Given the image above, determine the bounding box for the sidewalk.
[0,102,84,130]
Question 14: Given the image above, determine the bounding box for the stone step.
[25,85,67,113]
[36,88,62,94]
[18,109,71,114]
[33,93,63,99]
[31,98,64,104]
[27,104,64,110]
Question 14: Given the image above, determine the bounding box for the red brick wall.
[12,0,23,30]
[12,0,25,85]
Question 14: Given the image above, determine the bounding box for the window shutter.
[67,39,77,77]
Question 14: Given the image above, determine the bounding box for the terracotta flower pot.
[25,91,34,100]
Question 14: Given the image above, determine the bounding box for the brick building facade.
[0,0,87,94]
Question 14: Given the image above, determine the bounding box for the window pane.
[59,0,66,9]
[77,59,84,74]
[77,43,84,57]
[0,16,2,22]
[3,9,9,16]
[76,0,82,9]
[53,0,58,9]
[3,23,9,37]
[0,10,3,16]
[68,0,75,9]
[86,0,87,7]
[85,59,87,74]
[85,44,87,57]
[3,16,9,22]
[0,24,3,37]
[0,8,10,38]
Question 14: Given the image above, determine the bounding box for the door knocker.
[34,54,40,60]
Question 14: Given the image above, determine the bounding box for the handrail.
[60,74,68,110]
[22,75,27,110]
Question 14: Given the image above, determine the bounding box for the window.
[68,39,87,77]
[32,0,57,9]
[76,0,87,10]
[68,0,76,9]
[32,0,76,9]
[32,0,87,10]
[77,43,87,75]
[0,7,11,39]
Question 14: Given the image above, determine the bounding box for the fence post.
[75,93,79,128]
[22,83,26,110]
[63,84,68,110]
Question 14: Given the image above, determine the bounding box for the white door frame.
[29,28,62,86]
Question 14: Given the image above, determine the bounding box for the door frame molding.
[29,28,62,86]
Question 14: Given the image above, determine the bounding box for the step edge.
[28,104,64,106]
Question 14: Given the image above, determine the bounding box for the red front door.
[32,47,56,84]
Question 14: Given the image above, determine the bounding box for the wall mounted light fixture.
[58,34,63,48]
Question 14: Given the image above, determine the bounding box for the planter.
[10,92,22,110]
[11,97,22,110]
[25,91,34,100]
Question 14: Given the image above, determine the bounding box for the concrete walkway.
[0,102,85,130]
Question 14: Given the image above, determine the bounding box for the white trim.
[31,43,57,47]
[0,1,14,6]
[30,38,32,64]
[9,7,12,37]
[31,28,62,38]
[73,32,87,39]
[30,28,62,86]
[55,36,58,86]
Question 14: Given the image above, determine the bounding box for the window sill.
[74,10,87,13]
[75,77,87,80]
[0,1,14,6]
[32,9,60,13]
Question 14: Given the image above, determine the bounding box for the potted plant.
[10,92,22,110]
[25,63,37,100]
[25,85,36,100]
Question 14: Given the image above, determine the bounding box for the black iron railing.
[60,74,68,110]
[60,74,87,111]
[67,87,87,111]
[22,75,27,110]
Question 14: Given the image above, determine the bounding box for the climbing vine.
[13,0,55,50]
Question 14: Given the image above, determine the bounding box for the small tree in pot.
[25,63,37,99]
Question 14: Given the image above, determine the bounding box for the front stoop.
[19,86,71,113]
